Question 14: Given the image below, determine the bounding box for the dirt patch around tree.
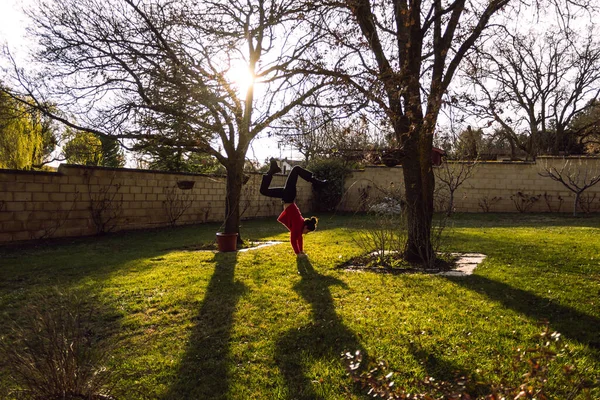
[339,252,486,276]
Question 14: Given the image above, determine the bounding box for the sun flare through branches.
[226,64,255,96]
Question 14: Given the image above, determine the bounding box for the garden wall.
[340,156,600,214]
[1,157,599,244]
[0,164,312,244]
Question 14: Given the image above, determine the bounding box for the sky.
[0,0,31,60]
[1,1,597,167]
[0,0,298,166]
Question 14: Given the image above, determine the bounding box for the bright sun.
[227,64,255,94]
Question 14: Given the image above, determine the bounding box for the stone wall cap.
[537,155,600,160]
[57,163,224,178]
[0,168,61,176]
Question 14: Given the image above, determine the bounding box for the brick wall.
[1,157,599,244]
[0,164,312,244]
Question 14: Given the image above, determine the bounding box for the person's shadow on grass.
[163,251,246,400]
[275,257,367,399]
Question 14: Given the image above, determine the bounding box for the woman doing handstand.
[260,159,326,257]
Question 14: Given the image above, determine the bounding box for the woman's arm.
[290,229,303,254]
[279,203,304,254]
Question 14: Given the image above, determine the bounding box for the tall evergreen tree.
[63,131,125,167]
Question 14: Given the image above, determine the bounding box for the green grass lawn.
[1,213,599,399]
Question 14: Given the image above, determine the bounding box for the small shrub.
[478,195,502,212]
[0,291,116,400]
[433,185,450,213]
[162,185,193,227]
[350,183,410,269]
[85,173,123,234]
[357,185,372,212]
[577,192,598,214]
[349,180,450,270]
[511,192,541,213]
[240,178,261,220]
[539,159,600,216]
[435,160,477,216]
[543,192,564,213]
[31,193,81,240]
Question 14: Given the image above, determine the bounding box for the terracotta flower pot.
[216,232,238,252]
[177,180,195,190]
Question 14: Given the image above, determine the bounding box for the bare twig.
[85,172,123,234]
[478,195,502,212]
[162,185,193,227]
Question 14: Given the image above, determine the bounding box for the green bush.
[307,158,352,212]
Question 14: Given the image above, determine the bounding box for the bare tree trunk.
[509,137,517,160]
[224,157,244,242]
[553,130,562,155]
[447,190,455,216]
[402,136,435,267]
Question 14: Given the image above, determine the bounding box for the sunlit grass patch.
[0,214,599,399]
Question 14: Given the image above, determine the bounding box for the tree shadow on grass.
[444,274,600,352]
[442,230,599,352]
[406,341,494,397]
[163,251,246,400]
[275,257,367,400]
[405,274,600,397]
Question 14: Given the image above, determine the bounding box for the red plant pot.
[216,232,238,252]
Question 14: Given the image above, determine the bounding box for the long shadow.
[406,341,494,397]
[163,251,246,400]
[403,272,600,397]
[406,274,600,397]
[275,257,367,399]
[446,230,600,268]
[0,223,225,289]
[445,274,600,352]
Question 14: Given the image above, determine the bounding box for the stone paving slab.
[237,241,284,252]
[438,253,486,277]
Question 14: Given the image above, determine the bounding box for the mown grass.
[0,213,599,399]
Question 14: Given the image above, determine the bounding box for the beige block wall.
[0,164,312,244]
[340,157,600,214]
[340,166,407,212]
[1,157,599,244]
[447,157,600,213]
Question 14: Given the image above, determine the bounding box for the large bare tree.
[306,0,596,266]
[308,0,515,265]
[2,0,333,240]
[461,26,600,158]
[569,99,600,154]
